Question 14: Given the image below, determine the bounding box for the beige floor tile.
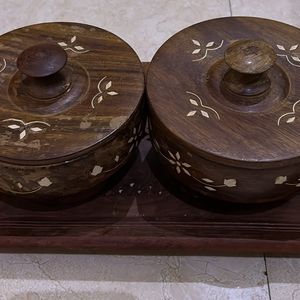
[230,0,300,28]
[266,257,300,300]
[0,254,269,300]
[0,0,230,61]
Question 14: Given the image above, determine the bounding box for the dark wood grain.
[223,40,276,99]
[17,43,69,99]
[0,22,145,201]
[17,43,67,78]
[224,40,276,74]
[0,131,299,255]
[147,17,300,204]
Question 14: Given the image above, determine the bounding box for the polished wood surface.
[17,43,70,99]
[0,22,145,163]
[0,22,145,200]
[0,134,299,255]
[223,40,276,97]
[17,43,68,78]
[147,17,300,165]
[147,17,300,203]
[224,40,276,74]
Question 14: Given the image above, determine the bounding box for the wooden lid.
[147,17,300,168]
[0,22,144,165]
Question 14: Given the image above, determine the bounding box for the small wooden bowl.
[147,17,300,204]
[0,22,145,202]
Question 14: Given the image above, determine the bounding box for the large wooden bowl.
[147,17,300,204]
[0,22,145,202]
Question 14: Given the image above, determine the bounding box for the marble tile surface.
[266,257,300,300]
[0,254,269,300]
[231,0,300,28]
[0,0,231,61]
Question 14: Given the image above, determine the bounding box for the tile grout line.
[264,255,272,300]
[228,0,233,16]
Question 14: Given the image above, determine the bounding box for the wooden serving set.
[0,17,300,255]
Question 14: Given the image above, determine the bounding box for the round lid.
[0,22,144,165]
[147,17,300,168]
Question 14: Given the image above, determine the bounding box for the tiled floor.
[0,0,300,299]
[0,254,269,299]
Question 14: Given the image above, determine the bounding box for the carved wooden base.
[0,133,300,255]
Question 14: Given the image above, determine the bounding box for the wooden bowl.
[147,17,300,204]
[0,22,145,202]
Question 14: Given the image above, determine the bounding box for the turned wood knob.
[222,40,277,98]
[17,43,67,77]
[17,43,70,99]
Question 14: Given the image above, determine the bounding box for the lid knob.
[225,40,276,74]
[222,40,276,99]
[17,43,70,100]
[17,43,67,77]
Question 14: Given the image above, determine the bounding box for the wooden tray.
[0,130,300,256]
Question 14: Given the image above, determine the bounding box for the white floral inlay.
[199,178,237,191]
[58,35,90,54]
[91,76,119,109]
[275,176,300,187]
[159,149,237,191]
[38,177,52,187]
[192,39,224,62]
[276,43,300,67]
[277,100,300,126]
[186,91,220,120]
[8,176,52,195]
[91,165,103,176]
[89,123,143,178]
[0,58,6,73]
[1,118,50,140]
[167,151,191,175]
[90,155,124,177]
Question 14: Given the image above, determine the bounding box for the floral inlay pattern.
[58,35,90,54]
[276,43,300,67]
[90,154,124,178]
[275,176,300,187]
[277,100,300,126]
[90,121,143,178]
[6,176,52,195]
[1,118,51,140]
[186,91,220,120]
[0,58,6,73]
[90,141,134,174]
[91,165,103,176]
[158,149,237,192]
[192,39,224,62]
[91,76,119,109]
[195,178,237,192]
[167,151,191,175]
